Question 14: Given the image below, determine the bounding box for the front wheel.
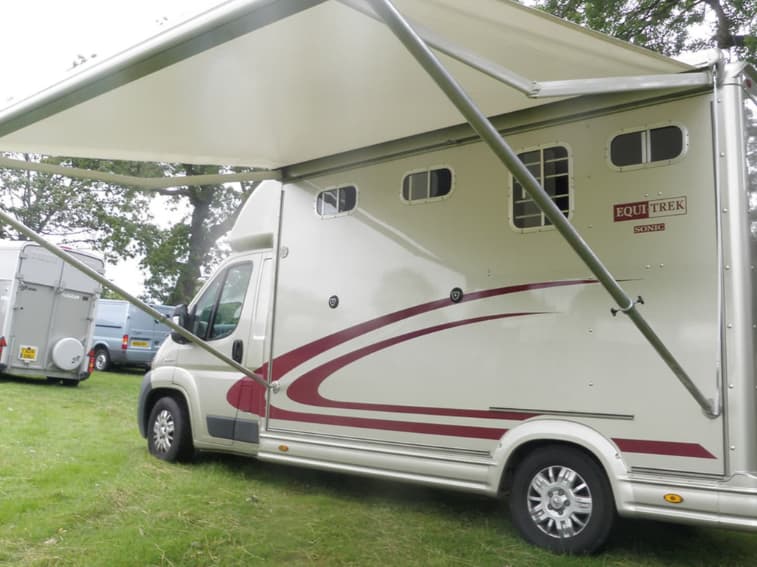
[147,396,194,462]
[509,445,615,554]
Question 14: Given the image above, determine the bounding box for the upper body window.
[316,185,357,217]
[510,144,571,231]
[610,125,686,168]
[191,262,253,340]
[401,167,453,203]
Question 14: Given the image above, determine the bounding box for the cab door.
[230,253,275,449]
[175,258,255,447]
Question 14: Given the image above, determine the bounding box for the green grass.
[1,371,757,566]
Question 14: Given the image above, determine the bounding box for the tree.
[135,163,260,305]
[531,0,757,64]
[0,152,153,261]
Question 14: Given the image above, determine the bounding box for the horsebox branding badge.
[613,196,687,223]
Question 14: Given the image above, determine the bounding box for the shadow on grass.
[603,517,757,565]
[189,452,757,565]
[0,373,69,387]
[194,451,500,517]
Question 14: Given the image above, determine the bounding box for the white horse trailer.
[0,241,103,385]
[1,0,757,555]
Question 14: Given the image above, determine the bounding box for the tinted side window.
[649,126,683,161]
[610,125,685,167]
[316,185,357,217]
[402,167,453,202]
[610,131,643,167]
[211,264,253,340]
[191,263,253,340]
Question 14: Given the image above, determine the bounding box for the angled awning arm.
[0,155,281,189]
[340,0,711,99]
[339,0,536,94]
[361,0,720,418]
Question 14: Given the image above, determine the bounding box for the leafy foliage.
[531,0,757,64]
[0,153,152,261]
[134,163,260,305]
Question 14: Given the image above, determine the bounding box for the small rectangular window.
[610,131,643,166]
[649,126,684,161]
[610,125,685,168]
[316,185,357,217]
[511,144,571,230]
[402,167,453,202]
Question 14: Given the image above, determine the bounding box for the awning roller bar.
[0,156,280,189]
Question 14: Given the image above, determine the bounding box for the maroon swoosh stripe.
[287,312,542,420]
[268,279,597,380]
[227,379,715,458]
[225,277,714,460]
[612,438,716,459]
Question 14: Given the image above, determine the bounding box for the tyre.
[509,445,615,554]
[94,347,111,371]
[147,396,194,462]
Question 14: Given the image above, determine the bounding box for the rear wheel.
[509,445,615,554]
[93,347,111,371]
[147,396,194,462]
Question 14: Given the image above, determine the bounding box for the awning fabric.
[0,0,690,169]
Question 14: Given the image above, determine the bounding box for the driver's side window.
[190,262,253,340]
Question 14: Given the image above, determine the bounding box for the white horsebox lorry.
[0,241,102,385]
[1,0,757,555]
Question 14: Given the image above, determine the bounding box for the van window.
[401,167,453,202]
[610,125,685,168]
[510,145,571,230]
[316,185,357,217]
[96,301,128,327]
[191,263,253,340]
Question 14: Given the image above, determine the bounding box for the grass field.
[2,371,757,566]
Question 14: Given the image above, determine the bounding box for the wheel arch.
[138,371,194,441]
[490,419,633,512]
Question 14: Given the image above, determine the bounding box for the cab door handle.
[232,340,244,363]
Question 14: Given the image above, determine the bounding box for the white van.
[0,241,103,385]
[138,60,757,553]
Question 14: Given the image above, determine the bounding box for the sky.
[0,0,225,297]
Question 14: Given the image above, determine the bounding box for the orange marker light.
[664,493,684,504]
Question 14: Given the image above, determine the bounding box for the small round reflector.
[278,445,289,452]
[664,493,683,504]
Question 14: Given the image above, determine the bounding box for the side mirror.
[170,304,190,344]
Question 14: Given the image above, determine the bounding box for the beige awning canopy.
[0,0,691,170]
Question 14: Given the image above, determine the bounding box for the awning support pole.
[0,210,270,390]
[366,0,719,418]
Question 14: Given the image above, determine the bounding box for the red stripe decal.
[612,438,716,459]
[225,278,715,459]
[287,313,542,420]
[268,407,508,439]
[269,279,596,380]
